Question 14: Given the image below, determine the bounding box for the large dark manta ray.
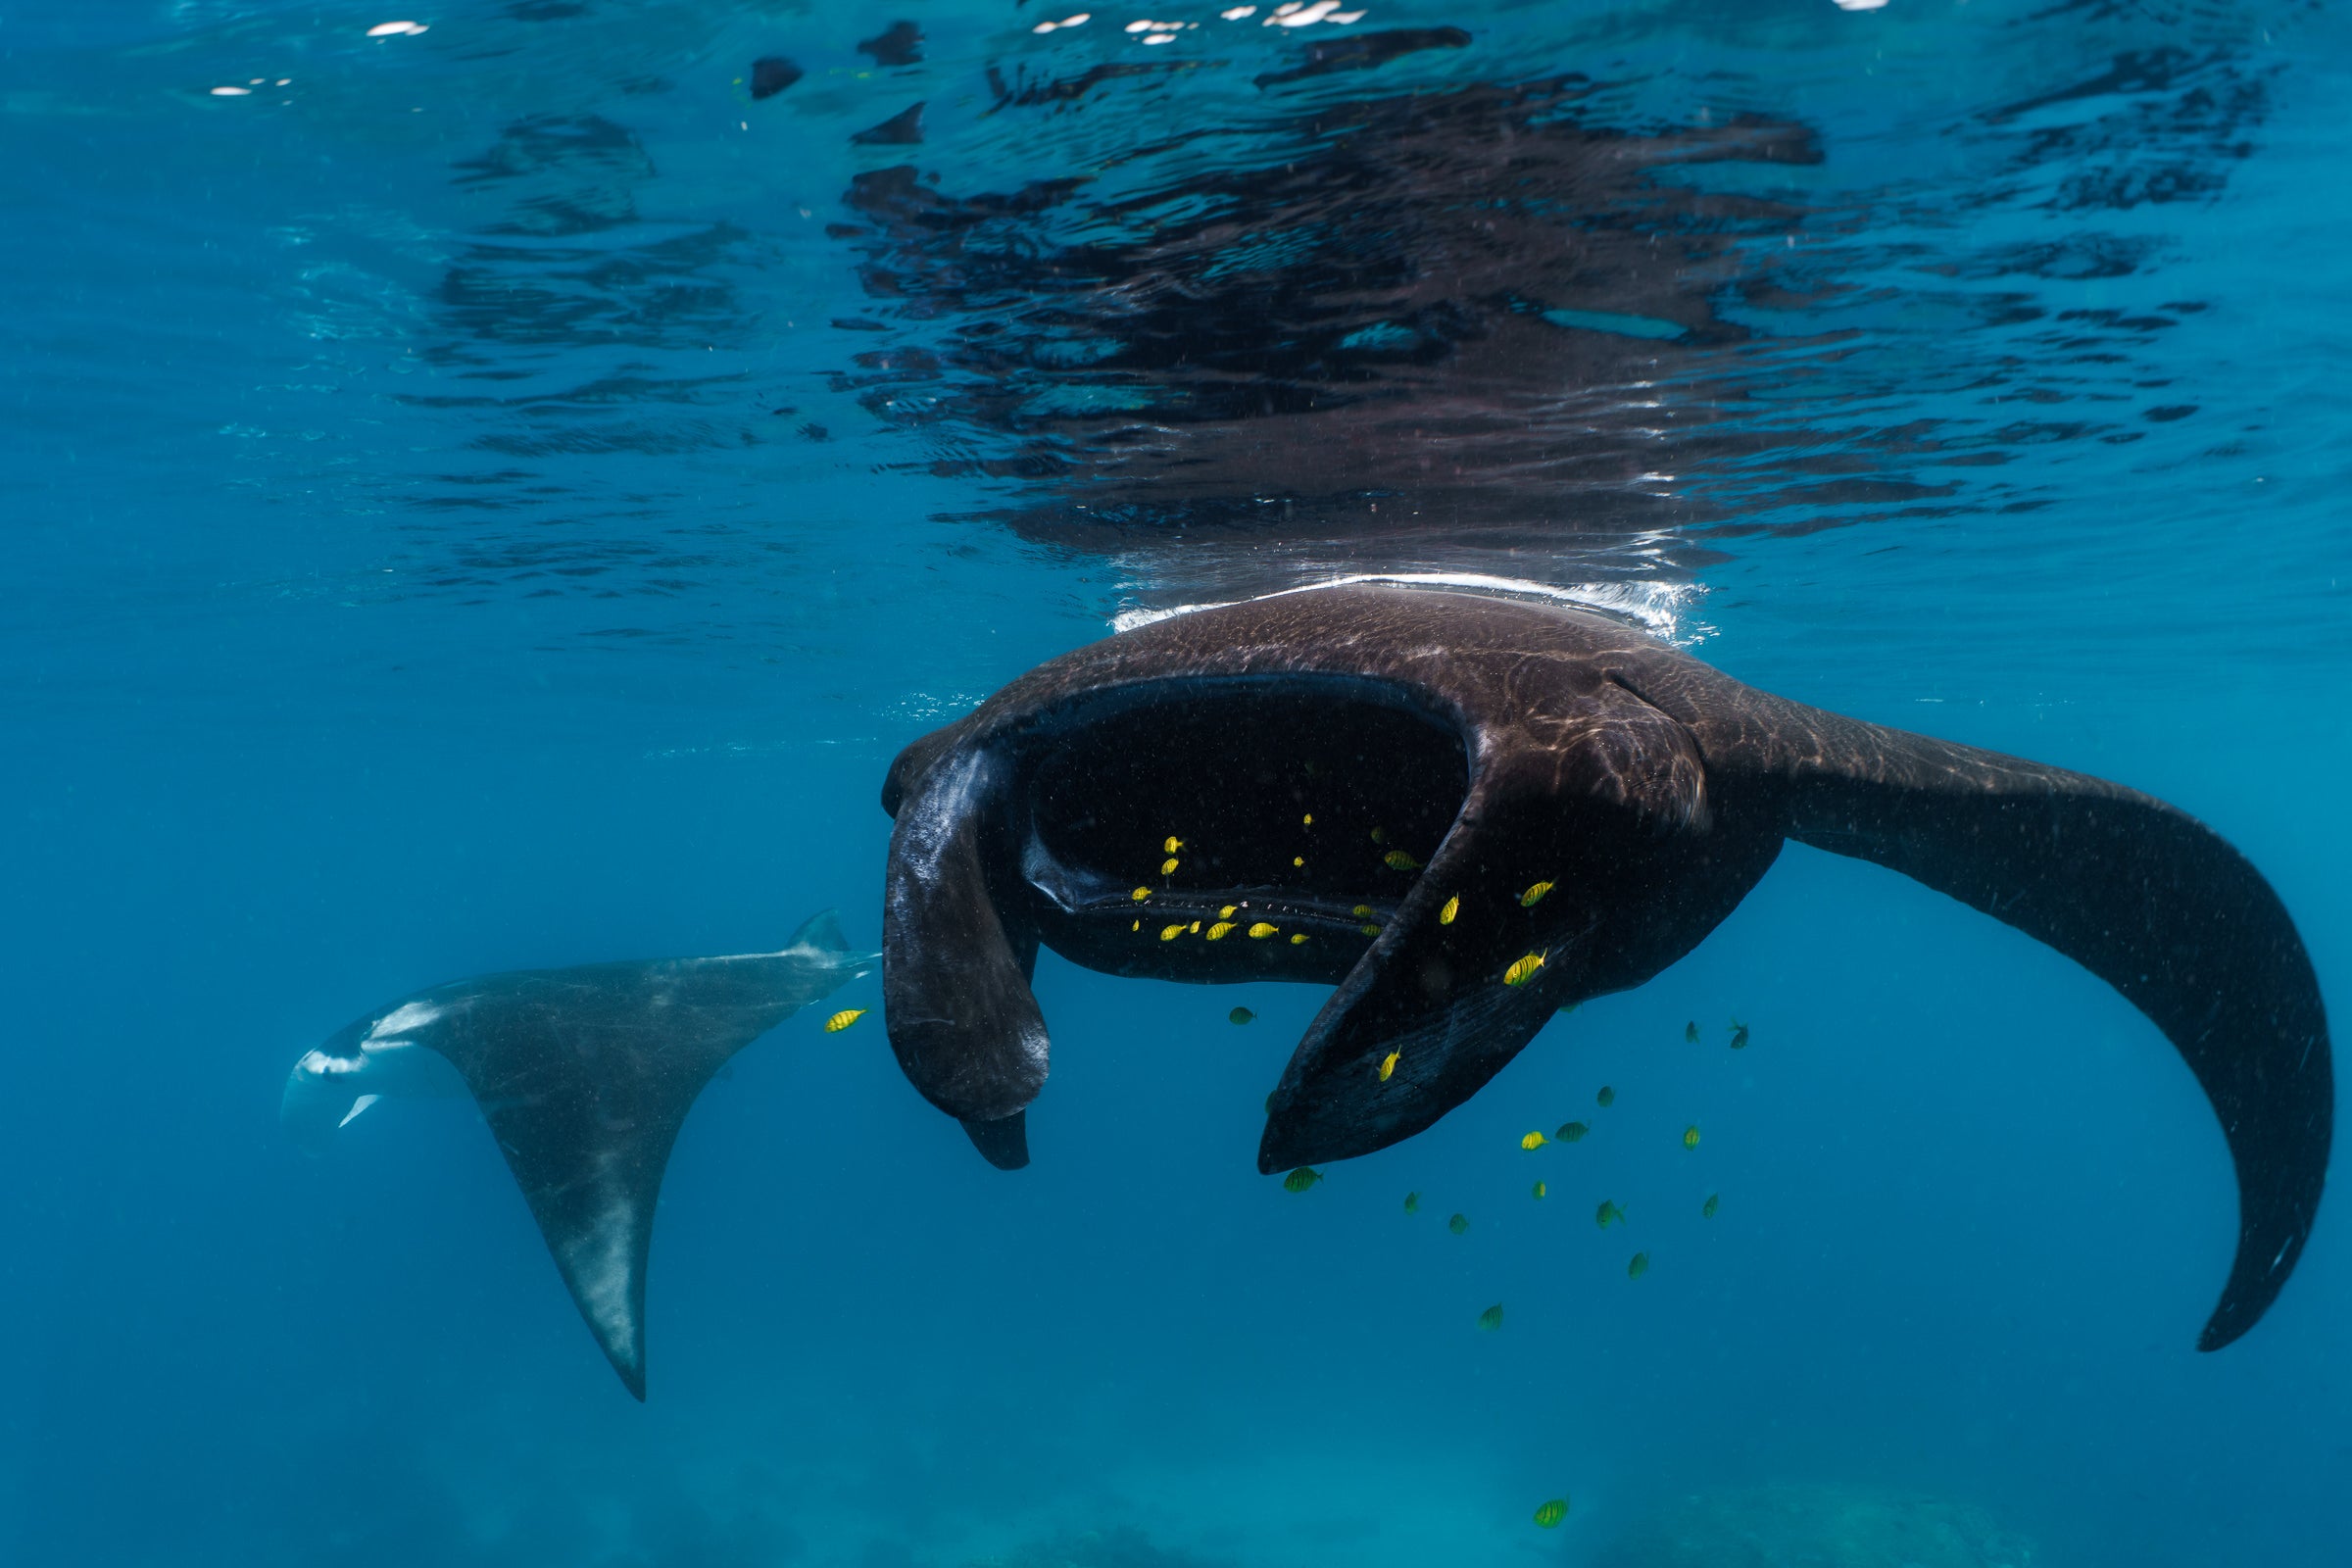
[879,584,2330,1352]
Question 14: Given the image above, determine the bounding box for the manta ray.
[878,585,2331,1352]
[282,911,875,1397]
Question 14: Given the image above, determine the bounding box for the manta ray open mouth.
[882,585,2330,1352]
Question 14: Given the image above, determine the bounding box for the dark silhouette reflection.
[830,78,1821,564]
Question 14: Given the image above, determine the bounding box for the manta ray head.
[880,609,1776,1175]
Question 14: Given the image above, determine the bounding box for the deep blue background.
[3,2,2348,1564]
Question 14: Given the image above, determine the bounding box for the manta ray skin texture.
[879,585,2330,1352]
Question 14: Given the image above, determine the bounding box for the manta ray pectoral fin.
[1748,707,2332,1349]
[882,744,1051,1147]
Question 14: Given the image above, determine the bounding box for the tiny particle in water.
[1627,1251,1649,1279]
[1230,1006,1255,1025]
[1595,1085,1615,1108]
[1439,894,1459,925]
[1283,1166,1323,1193]
[1555,1121,1589,1143]
[1534,1497,1569,1529]
[1476,1302,1503,1332]
[1447,1212,1469,1235]
[822,1008,866,1033]
[1520,880,1554,907]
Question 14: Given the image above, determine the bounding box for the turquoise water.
[3,2,2348,1564]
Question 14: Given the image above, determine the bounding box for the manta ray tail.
[1751,709,2332,1350]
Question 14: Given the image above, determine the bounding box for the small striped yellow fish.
[1378,1051,1399,1082]
[1207,921,1237,941]
[1476,1303,1503,1332]
[1555,1121,1589,1143]
[1293,856,1305,867]
[1190,920,1201,933]
[1160,857,1179,875]
[1159,924,1185,941]
[1229,1006,1254,1025]
[1683,1125,1700,1151]
[1163,836,1183,853]
[1531,1180,1546,1200]
[1289,932,1308,945]
[1383,849,1421,871]
[1359,924,1381,937]
[1702,1193,1720,1219]
[1131,919,1140,931]
[1520,881,1554,907]
[1520,1130,1547,1151]
[1447,1212,1469,1235]
[823,1008,867,1033]
[1220,905,1238,918]
[1283,1166,1323,1194]
[1595,1085,1615,1108]
[1403,1191,1421,1213]
[1502,952,1545,987]
[1248,922,1278,939]
[1594,1199,1626,1229]
[1627,1251,1649,1279]
[1533,1498,1569,1529]
[1439,895,1459,925]
[1370,826,1388,844]
[1131,886,1152,902]
[1351,905,1374,917]
[1301,812,1314,824]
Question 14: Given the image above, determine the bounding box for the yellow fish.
[1555,1121,1589,1143]
[1131,887,1152,902]
[1207,921,1236,941]
[1520,880,1554,907]
[822,1008,867,1033]
[1282,1166,1323,1194]
[1439,894,1459,925]
[1220,905,1238,918]
[1702,1193,1720,1219]
[1627,1251,1649,1279]
[1159,924,1185,942]
[1293,856,1305,867]
[1531,1180,1546,1200]
[1594,1200,1625,1229]
[1502,952,1545,987]
[1248,922,1278,939]
[1302,812,1314,824]
[1351,905,1375,917]
[1359,924,1382,937]
[1403,1191,1421,1213]
[1447,1212,1469,1236]
[1682,1125,1700,1151]
[1370,826,1388,844]
[1383,849,1421,871]
[1160,857,1179,875]
[1595,1085,1615,1108]
[1520,1130,1547,1151]
[1190,920,1201,933]
[1378,1051,1399,1082]
[1131,919,1140,931]
[1164,836,1183,853]
[1229,1006,1255,1025]
[1476,1303,1503,1332]
[1533,1498,1569,1529]
[1289,933,1308,945]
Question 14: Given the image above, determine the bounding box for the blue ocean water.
[3,1,2349,1564]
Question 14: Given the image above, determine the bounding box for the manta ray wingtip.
[961,1111,1030,1169]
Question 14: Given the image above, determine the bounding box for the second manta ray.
[879,584,2331,1350]
[283,911,875,1397]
